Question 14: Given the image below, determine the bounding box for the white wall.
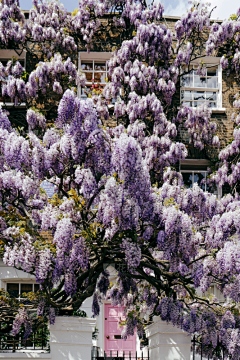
[0,353,51,360]
[0,317,96,360]
[0,261,146,358]
[49,316,96,360]
[145,317,191,360]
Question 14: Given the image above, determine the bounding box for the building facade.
[0,11,237,360]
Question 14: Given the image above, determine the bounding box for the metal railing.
[0,324,49,353]
[92,347,149,360]
[191,335,227,360]
[92,336,230,360]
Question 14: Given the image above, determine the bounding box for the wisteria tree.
[1,0,240,358]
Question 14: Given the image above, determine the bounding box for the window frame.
[78,52,111,98]
[180,57,224,110]
[5,281,39,299]
[78,52,118,107]
[202,284,225,303]
[180,159,222,198]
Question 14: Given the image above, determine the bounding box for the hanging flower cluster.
[1,54,85,106]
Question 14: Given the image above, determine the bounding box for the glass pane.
[207,76,217,88]
[182,90,192,100]
[182,172,193,188]
[94,62,106,70]
[182,101,193,107]
[81,62,93,70]
[7,283,19,298]
[21,284,33,295]
[34,284,40,292]
[85,72,93,82]
[207,67,217,76]
[207,181,218,194]
[188,75,193,87]
[215,287,225,302]
[181,77,187,87]
[194,75,207,88]
[0,60,8,67]
[200,77,207,87]
[81,85,92,97]
[203,285,215,298]
[182,76,193,87]
[194,91,205,101]
[194,172,205,190]
[206,92,217,101]
[208,102,217,108]
[94,72,106,83]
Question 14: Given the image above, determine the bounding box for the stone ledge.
[211,108,226,113]
[49,316,96,333]
[145,317,191,360]
[0,353,51,359]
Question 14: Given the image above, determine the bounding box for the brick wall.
[4,15,239,161]
[163,16,237,159]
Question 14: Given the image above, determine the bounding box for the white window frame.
[202,284,225,303]
[4,280,39,300]
[78,52,120,108]
[180,56,225,111]
[0,49,27,107]
[180,159,222,198]
[78,52,111,98]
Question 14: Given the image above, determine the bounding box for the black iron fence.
[92,347,149,360]
[92,337,228,360]
[0,324,49,353]
[191,335,227,360]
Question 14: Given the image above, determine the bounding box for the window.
[78,52,116,104]
[7,282,39,298]
[203,284,225,303]
[80,60,108,98]
[0,49,26,105]
[180,160,222,198]
[7,283,19,298]
[181,63,222,109]
[181,170,215,192]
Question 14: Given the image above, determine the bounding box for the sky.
[19,0,239,21]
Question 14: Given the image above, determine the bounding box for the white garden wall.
[49,316,96,360]
[145,317,191,360]
[0,317,96,360]
[0,354,51,360]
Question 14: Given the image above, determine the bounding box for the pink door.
[104,304,136,357]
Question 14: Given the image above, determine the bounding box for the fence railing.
[191,335,227,360]
[0,324,49,353]
[92,347,149,360]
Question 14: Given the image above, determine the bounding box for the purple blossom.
[1,2,240,356]
[92,293,100,316]
[12,308,32,339]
